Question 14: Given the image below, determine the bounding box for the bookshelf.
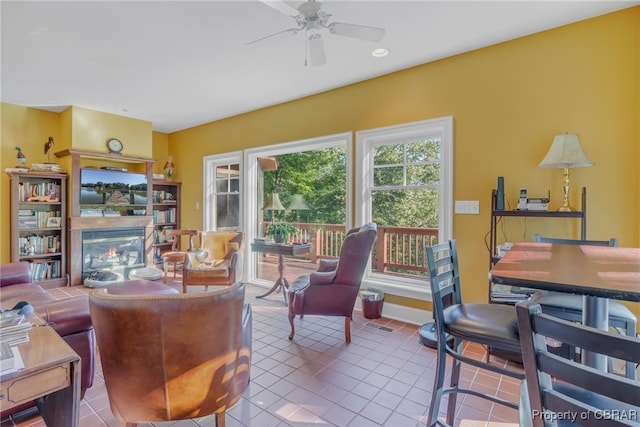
[8,172,68,288]
[151,180,181,266]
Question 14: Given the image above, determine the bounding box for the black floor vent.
[365,322,394,333]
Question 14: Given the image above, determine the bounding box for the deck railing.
[267,223,438,277]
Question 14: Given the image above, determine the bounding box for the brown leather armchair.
[89,282,251,427]
[182,231,244,293]
[288,223,377,343]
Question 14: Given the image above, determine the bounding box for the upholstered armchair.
[287,223,377,343]
[89,282,252,427]
[182,231,244,293]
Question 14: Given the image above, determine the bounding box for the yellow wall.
[1,8,638,313]
[1,103,61,261]
[152,132,170,176]
[169,7,639,308]
[1,104,158,259]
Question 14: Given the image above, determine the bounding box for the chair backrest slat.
[517,301,640,427]
[425,240,462,310]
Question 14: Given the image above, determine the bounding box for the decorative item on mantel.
[164,156,174,181]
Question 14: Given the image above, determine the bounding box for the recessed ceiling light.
[372,48,389,58]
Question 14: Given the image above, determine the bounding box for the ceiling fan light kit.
[251,0,386,67]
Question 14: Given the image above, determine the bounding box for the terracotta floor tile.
[1,282,522,427]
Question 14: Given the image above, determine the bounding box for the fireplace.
[82,228,145,284]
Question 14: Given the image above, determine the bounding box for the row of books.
[18,211,61,228]
[18,235,61,255]
[30,259,62,280]
[152,208,176,224]
[152,190,175,203]
[17,182,60,202]
[153,227,175,244]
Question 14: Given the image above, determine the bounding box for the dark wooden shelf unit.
[8,172,68,288]
[151,180,181,265]
[488,186,586,302]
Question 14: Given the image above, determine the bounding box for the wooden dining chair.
[531,234,636,379]
[517,300,640,427]
[162,229,198,282]
[425,240,525,427]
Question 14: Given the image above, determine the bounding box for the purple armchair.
[287,223,377,343]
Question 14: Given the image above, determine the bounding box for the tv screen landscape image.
[80,169,148,208]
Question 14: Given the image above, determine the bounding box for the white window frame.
[243,132,352,286]
[355,116,454,300]
[202,151,243,231]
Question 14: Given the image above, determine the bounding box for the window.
[356,117,453,298]
[243,133,351,285]
[203,151,242,231]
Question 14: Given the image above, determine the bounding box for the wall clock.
[107,138,123,154]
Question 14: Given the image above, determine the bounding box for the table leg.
[256,254,289,305]
[581,296,609,371]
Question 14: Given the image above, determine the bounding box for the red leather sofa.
[0,262,95,418]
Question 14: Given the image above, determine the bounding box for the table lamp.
[262,192,285,222]
[539,133,594,211]
[287,194,309,222]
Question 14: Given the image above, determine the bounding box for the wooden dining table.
[490,242,640,371]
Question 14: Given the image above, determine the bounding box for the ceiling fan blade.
[308,33,326,67]
[329,22,386,43]
[246,27,300,47]
[258,0,302,17]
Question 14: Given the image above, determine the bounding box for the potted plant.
[266,223,299,244]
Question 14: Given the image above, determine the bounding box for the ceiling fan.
[248,0,386,67]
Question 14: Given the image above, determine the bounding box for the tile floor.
[1,279,522,427]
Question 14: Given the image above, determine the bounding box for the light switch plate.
[455,200,480,214]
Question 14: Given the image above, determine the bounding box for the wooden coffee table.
[0,315,80,426]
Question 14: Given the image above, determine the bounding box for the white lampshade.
[539,134,594,168]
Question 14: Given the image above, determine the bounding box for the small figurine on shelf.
[164,155,174,181]
[15,147,27,166]
[44,137,55,163]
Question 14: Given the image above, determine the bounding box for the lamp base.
[557,205,575,212]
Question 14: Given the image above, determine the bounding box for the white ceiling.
[2,1,637,133]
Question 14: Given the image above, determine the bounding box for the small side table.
[251,242,311,305]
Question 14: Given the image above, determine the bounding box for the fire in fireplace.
[82,228,145,283]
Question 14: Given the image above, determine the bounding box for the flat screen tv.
[80,168,148,208]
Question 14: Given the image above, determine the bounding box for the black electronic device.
[496,176,505,210]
